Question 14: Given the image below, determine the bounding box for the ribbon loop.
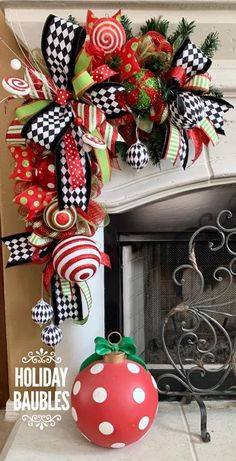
[80,335,147,371]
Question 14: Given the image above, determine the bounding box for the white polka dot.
[99,421,114,435]
[47,182,55,189]
[73,380,81,395]
[92,387,107,403]
[71,407,78,422]
[151,376,157,389]
[90,363,104,375]
[127,363,140,374]
[133,387,145,404]
[111,442,126,448]
[81,432,91,442]
[138,416,149,430]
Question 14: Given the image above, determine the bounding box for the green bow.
[80,336,148,371]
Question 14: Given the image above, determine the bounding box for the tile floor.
[1,401,236,461]
[0,410,15,459]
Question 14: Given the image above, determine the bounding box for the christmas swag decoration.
[71,333,158,448]
[1,11,233,347]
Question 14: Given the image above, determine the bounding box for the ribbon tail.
[99,120,125,155]
[202,96,234,134]
[73,280,92,325]
[56,123,91,210]
[198,117,219,146]
[43,261,54,292]
[2,233,33,267]
[100,251,111,268]
[179,131,189,169]
[92,128,111,183]
[59,277,73,299]
[64,129,85,189]
[188,127,204,163]
[164,123,181,164]
[51,273,85,325]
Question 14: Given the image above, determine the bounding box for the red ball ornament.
[71,352,158,448]
[124,69,161,111]
[34,155,56,191]
[43,200,77,232]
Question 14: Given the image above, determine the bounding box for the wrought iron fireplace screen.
[144,237,236,367]
[121,210,236,442]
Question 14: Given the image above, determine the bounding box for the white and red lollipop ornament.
[90,17,126,54]
[82,133,106,150]
[2,77,30,97]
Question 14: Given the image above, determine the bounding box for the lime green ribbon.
[80,336,148,371]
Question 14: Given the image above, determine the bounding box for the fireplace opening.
[122,237,236,367]
[104,186,236,397]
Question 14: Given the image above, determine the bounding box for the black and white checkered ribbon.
[172,37,211,79]
[2,233,50,267]
[51,274,88,326]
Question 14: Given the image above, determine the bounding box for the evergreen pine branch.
[105,55,122,71]
[116,141,129,162]
[168,18,196,44]
[208,85,223,99]
[147,126,167,165]
[201,32,220,58]
[140,17,169,38]
[68,15,80,25]
[120,15,133,41]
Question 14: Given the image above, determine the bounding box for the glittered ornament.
[52,236,102,282]
[31,299,54,325]
[41,323,63,347]
[124,69,161,110]
[71,334,158,448]
[43,200,77,232]
[34,155,56,190]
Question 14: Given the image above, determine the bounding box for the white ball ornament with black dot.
[126,125,149,170]
[31,298,54,325]
[41,323,63,347]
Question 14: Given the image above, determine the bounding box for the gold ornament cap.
[103,332,126,364]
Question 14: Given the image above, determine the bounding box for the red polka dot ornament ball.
[71,333,158,448]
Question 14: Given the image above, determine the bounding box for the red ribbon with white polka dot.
[55,89,72,105]
[64,130,85,188]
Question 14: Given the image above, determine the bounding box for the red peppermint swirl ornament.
[43,200,77,232]
[52,236,102,282]
[2,77,30,96]
[90,18,125,54]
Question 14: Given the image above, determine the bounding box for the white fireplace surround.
[2,0,236,393]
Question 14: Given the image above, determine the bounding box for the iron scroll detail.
[157,210,236,443]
